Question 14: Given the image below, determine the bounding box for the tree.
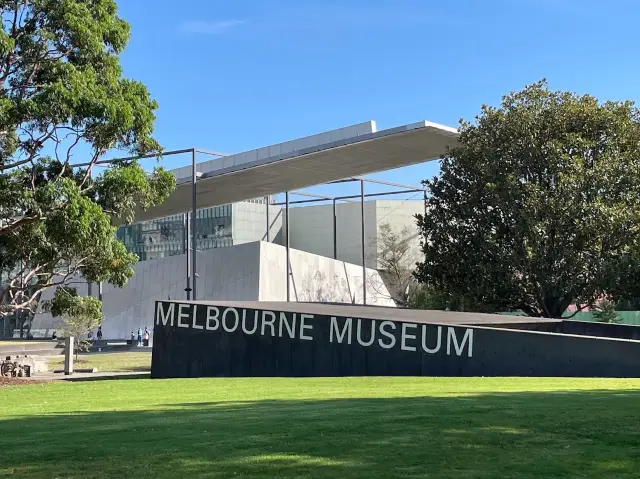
[367,223,419,306]
[407,284,499,313]
[0,0,175,318]
[46,287,102,359]
[593,300,621,324]
[415,80,640,318]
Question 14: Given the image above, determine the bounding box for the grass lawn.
[1,377,640,478]
[46,351,151,373]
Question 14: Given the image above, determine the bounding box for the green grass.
[1,377,640,478]
[46,351,151,373]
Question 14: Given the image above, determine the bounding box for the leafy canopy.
[46,286,102,358]
[415,80,640,318]
[0,0,175,316]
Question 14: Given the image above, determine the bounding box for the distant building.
[116,198,423,268]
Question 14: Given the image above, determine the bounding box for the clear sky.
[115,0,639,200]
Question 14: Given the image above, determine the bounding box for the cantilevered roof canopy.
[127,120,458,224]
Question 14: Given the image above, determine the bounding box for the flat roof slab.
[128,121,458,224]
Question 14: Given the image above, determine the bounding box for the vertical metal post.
[191,148,197,301]
[182,213,187,254]
[64,336,74,375]
[423,190,427,217]
[98,282,103,302]
[265,195,270,242]
[360,179,366,305]
[333,198,337,260]
[185,212,191,300]
[285,191,290,302]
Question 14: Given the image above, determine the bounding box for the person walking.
[97,326,103,341]
[143,327,150,347]
[137,327,142,347]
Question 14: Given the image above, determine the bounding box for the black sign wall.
[151,301,640,378]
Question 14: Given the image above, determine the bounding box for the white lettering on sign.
[156,302,175,326]
[261,311,276,336]
[300,314,314,340]
[206,307,219,331]
[178,304,190,329]
[155,303,474,358]
[192,305,202,329]
[330,317,352,344]
[279,312,297,339]
[378,321,396,349]
[401,323,417,352]
[447,327,473,357]
[422,325,441,353]
[222,308,240,333]
[242,310,258,335]
[356,319,376,346]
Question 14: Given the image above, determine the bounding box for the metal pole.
[333,199,337,260]
[185,213,191,300]
[265,196,270,242]
[360,179,366,305]
[191,149,197,301]
[182,213,187,254]
[285,191,290,302]
[423,190,427,217]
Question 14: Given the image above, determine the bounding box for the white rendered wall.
[232,200,282,245]
[286,200,424,269]
[34,242,262,339]
[32,241,394,338]
[258,242,395,306]
[374,200,424,266]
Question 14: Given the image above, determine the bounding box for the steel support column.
[360,179,366,305]
[191,149,198,300]
[423,190,427,217]
[285,191,290,302]
[333,198,337,260]
[265,196,270,242]
[185,213,191,300]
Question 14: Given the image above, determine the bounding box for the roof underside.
[126,121,458,225]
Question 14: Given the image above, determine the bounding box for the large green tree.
[0,0,175,317]
[415,80,640,318]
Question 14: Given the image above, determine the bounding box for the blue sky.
[116,0,639,200]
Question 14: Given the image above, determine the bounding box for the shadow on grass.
[63,372,151,382]
[2,389,640,478]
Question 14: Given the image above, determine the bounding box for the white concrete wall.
[232,200,282,245]
[32,241,395,339]
[285,201,378,268]
[286,200,423,269]
[258,242,395,306]
[34,242,262,339]
[374,200,424,267]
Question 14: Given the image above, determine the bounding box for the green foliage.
[593,300,620,324]
[45,287,102,358]
[0,1,175,315]
[416,80,640,318]
[408,284,498,313]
